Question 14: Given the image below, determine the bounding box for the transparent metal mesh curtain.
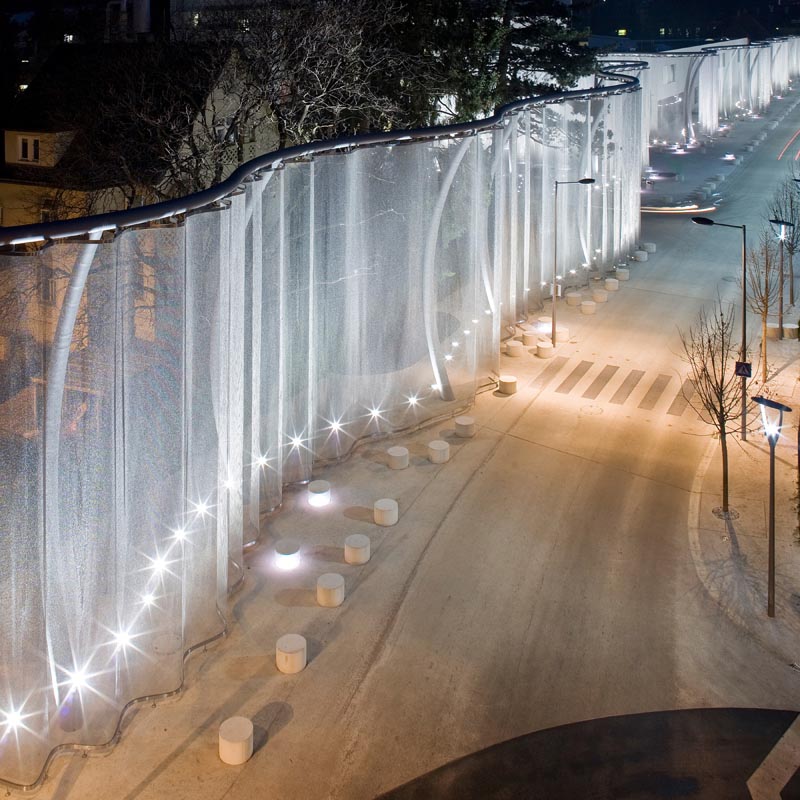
[0,41,796,782]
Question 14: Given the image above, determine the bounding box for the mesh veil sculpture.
[0,37,797,788]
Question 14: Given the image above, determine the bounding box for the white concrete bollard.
[307,480,331,507]
[783,323,799,340]
[387,446,409,470]
[580,300,597,315]
[506,340,523,357]
[274,539,301,571]
[522,330,538,346]
[642,242,657,253]
[537,341,555,359]
[616,268,630,281]
[374,498,399,526]
[592,288,609,303]
[454,416,476,438]
[344,533,370,564]
[633,250,648,262]
[766,322,781,340]
[316,573,345,608]
[427,440,450,464]
[276,634,307,674]
[605,278,619,292]
[498,375,517,394]
[219,717,254,765]
[565,291,582,307]
[555,325,569,343]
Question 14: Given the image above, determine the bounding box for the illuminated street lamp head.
[752,395,792,444]
[691,216,715,226]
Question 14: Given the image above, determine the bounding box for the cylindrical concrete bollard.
[633,250,648,262]
[374,498,399,526]
[276,634,307,674]
[565,291,582,307]
[344,533,370,564]
[522,330,538,346]
[307,480,331,507]
[427,440,450,464]
[766,322,781,340]
[580,300,596,315]
[642,242,657,253]
[316,573,345,608]
[455,415,475,438]
[506,340,523,357]
[592,288,608,303]
[555,325,569,343]
[783,323,799,340]
[274,539,301,571]
[605,278,619,292]
[219,717,254,765]
[498,375,517,394]
[616,268,629,281]
[537,341,555,359]
[387,446,409,470]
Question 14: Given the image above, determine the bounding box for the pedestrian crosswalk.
[527,356,697,417]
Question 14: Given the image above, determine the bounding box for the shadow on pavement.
[378,708,799,800]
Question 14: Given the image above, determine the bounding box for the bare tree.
[777,170,800,306]
[680,300,741,514]
[745,231,781,386]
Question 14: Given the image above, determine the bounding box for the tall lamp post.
[552,178,595,346]
[692,216,748,440]
[768,218,794,340]
[752,395,792,617]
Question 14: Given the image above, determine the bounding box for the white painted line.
[747,713,800,800]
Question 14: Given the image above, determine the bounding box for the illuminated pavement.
[29,104,800,799]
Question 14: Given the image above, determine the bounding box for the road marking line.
[667,378,695,416]
[638,373,672,410]
[747,713,800,800]
[609,369,645,405]
[777,127,800,160]
[582,364,619,400]
[555,360,593,394]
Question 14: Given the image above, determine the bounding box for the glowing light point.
[485,309,492,315]
[451,341,460,348]
[329,420,342,433]
[66,667,89,692]
[471,319,479,324]
[369,406,382,420]
[2,708,23,733]
[256,454,269,468]
[444,354,453,361]
[150,554,168,576]
[431,383,441,392]
[113,630,133,651]
[407,395,419,407]
[191,499,211,519]
[141,592,156,607]
[172,526,188,542]
[463,330,471,336]
[290,436,303,450]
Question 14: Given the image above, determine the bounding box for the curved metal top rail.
[0,63,644,248]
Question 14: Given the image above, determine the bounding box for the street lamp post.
[552,178,595,346]
[692,216,748,440]
[752,395,792,617]
[769,218,794,341]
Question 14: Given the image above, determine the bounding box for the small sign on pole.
[735,361,752,378]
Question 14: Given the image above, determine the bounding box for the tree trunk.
[720,426,729,513]
[762,314,768,385]
[791,249,795,307]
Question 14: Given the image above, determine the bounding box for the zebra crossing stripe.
[609,370,645,405]
[582,365,620,400]
[555,361,593,394]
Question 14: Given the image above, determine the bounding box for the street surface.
[30,98,800,799]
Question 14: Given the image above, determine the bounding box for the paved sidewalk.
[689,333,800,668]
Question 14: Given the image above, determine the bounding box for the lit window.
[659,28,665,36]
[18,84,28,92]
[191,12,200,26]
[617,29,627,36]
[19,136,40,163]
[63,33,74,43]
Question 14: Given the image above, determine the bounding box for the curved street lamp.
[552,178,595,346]
[752,395,792,618]
[692,216,748,440]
